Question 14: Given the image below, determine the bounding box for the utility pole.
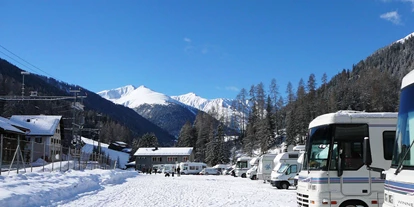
[21,71,30,100]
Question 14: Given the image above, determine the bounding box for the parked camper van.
[246,157,260,180]
[257,153,277,183]
[234,157,252,178]
[296,110,397,207]
[383,70,414,207]
[161,164,176,174]
[270,151,302,189]
[177,162,207,175]
[293,152,304,187]
[212,164,230,175]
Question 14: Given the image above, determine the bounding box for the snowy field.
[0,169,297,207]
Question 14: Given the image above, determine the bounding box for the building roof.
[134,147,193,156]
[0,116,26,134]
[10,115,62,136]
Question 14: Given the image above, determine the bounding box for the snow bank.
[0,169,138,207]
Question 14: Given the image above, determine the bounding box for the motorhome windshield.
[236,161,248,169]
[392,83,414,169]
[303,124,368,171]
[277,163,289,173]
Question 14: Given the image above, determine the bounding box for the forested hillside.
[175,36,414,160]
[0,58,176,147]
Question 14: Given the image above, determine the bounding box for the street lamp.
[21,71,30,99]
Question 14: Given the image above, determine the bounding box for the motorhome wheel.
[281,182,289,189]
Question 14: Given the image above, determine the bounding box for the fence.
[0,134,118,175]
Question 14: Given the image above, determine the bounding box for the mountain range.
[98,85,239,137]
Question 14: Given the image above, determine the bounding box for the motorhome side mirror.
[363,137,372,166]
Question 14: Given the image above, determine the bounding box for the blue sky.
[1,0,414,100]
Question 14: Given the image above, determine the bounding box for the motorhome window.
[237,161,248,168]
[333,124,367,170]
[392,109,414,167]
[277,163,289,173]
[288,154,299,159]
[383,131,396,160]
[391,84,414,168]
[304,125,331,171]
[287,165,297,174]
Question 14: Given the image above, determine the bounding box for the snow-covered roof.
[134,147,193,156]
[81,137,130,168]
[309,110,397,128]
[402,69,414,89]
[9,115,62,136]
[0,117,25,134]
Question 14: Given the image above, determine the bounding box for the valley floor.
[1,168,296,207]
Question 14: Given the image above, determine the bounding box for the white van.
[270,151,302,189]
[212,164,230,175]
[234,157,253,178]
[177,162,207,175]
[199,167,220,175]
[246,165,258,180]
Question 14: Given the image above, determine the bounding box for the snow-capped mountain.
[98,85,238,119]
[98,85,180,108]
[395,32,414,44]
[171,92,235,118]
[98,85,244,137]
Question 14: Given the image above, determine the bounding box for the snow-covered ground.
[0,169,297,207]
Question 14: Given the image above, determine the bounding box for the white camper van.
[246,157,260,180]
[296,110,397,207]
[177,162,207,175]
[383,70,414,207]
[270,151,302,189]
[257,153,277,183]
[161,164,176,174]
[234,157,252,178]
[293,152,305,187]
[212,164,230,175]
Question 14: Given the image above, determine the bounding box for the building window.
[35,138,42,143]
[167,157,178,162]
[182,156,188,162]
[152,157,162,162]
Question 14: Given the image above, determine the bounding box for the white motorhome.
[246,156,260,180]
[234,157,252,178]
[270,151,302,189]
[296,110,397,207]
[161,164,176,174]
[212,164,230,175]
[177,162,207,175]
[383,70,414,207]
[257,153,278,183]
[294,152,305,187]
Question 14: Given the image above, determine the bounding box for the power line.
[0,44,55,78]
[0,50,35,73]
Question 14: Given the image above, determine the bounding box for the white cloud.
[225,86,240,92]
[184,37,192,43]
[380,11,402,24]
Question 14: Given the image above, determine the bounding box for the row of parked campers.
[233,146,305,190]
[154,162,232,175]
